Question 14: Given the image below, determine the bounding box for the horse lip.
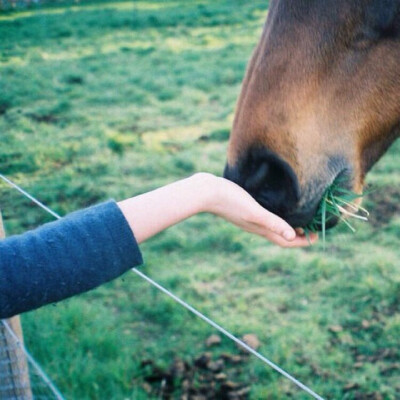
[283,200,320,228]
[283,167,354,229]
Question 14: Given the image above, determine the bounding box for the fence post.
[0,210,33,399]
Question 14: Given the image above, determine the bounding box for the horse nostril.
[224,147,300,218]
[245,162,269,192]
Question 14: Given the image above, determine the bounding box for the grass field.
[1,1,400,399]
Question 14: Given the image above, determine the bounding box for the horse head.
[224,0,400,228]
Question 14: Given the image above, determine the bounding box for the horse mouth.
[283,169,355,231]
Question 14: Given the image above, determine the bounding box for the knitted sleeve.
[0,201,143,318]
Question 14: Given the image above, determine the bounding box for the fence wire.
[0,320,65,400]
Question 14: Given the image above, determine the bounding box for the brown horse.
[224,0,400,229]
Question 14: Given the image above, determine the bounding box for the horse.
[224,0,400,229]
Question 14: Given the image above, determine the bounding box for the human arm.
[118,173,316,248]
[0,173,316,319]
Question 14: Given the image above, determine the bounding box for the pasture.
[1,0,399,398]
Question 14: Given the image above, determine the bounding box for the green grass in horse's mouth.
[304,178,369,244]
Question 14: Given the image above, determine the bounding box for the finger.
[256,209,297,241]
[263,231,318,248]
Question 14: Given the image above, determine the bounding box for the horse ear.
[366,0,400,37]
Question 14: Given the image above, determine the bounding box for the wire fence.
[0,205,65,400]
[0,320,65,400]
[0,321,32,400]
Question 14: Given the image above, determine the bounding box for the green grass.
[1,1,400,399]
[305,177,369,244]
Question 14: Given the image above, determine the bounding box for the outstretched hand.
[204,175,317,248]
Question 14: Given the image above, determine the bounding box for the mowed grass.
[1,1,400,399]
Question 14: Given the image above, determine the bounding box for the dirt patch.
[137,347,252,399]
[366,186,400,227]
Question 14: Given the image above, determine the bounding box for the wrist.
[189,173,220,214]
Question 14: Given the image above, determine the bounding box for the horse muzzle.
[223,148,351,229]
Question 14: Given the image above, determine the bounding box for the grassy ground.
[1,1,400,399]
